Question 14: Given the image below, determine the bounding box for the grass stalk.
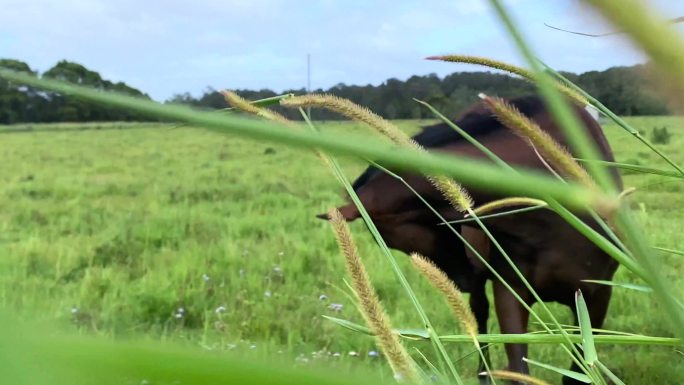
[484,370,552,385]
[479,94,596,190]
[410,254,478,342]
[470,197,547,215]
[425,55,586,104]
[0,69,612,210]
[583,0,684,104]
[298,110,465,385]
[372,163,591,377]
[329,208,420,383]
[542,62,684,177]
[283,94,473,211]
[487,0,616,194]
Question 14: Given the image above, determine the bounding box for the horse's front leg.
[469,276,492,384]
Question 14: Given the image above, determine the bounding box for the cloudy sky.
[2,0,683,101]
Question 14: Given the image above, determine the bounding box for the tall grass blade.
[412,348,445,385]
[615,210,684,338]
[222,90,294,125]
[575,159,684,179]
[371,158,593,376]
[575,290,598,366]
[374,161,591,374]
[523,358,591,383]
[545,63,684,177]
[583,0,684,104]
[323,316,680,345]
[653,246,684,256]
[425,55,586,104]
[440,334,680,346]
[413,98,509,168]
[417,99,626,278]
[285,94,473,211]
[581,280,653,293]
[487,0,616,193]
[483,370,552,385]
[299,110,463,384]
[221,93,294,111]
[547,201,645,280]
[323,316,430,340]
[439,205,547,225]
[595,361,627,385]
[479,94,596,189]
[0,69,608,211]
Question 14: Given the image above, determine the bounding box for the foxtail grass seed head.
[222,90,331,163]
[221,90,292,126]
[427,55,586,104]
[471,197,547,216]
[410,253,478,342]
[281,94,417,149]
[481,370,552,385]
[618,187,636,201]
[283,94,472,212]
[427,55,533,79]
[429,176,473,212]
[222,90,260,114]
[328,209,420,383]
[479,93,596,190]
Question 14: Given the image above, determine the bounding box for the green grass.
[0,118,682,384]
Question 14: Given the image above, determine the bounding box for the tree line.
[0,59,152,124]
[0,58,670,124]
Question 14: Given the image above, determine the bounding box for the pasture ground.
[0,118,682,384]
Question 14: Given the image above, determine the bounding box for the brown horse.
[321,96,622,385]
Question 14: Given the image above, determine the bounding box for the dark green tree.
[0,59,43,124]
[42,60,151,122]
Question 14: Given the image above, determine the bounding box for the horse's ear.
[315,203,361,221]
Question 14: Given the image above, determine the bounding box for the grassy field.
[0,117,682,384]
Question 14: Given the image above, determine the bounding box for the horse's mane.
[351,95,546,190]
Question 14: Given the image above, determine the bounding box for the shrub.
[650,125,672,144]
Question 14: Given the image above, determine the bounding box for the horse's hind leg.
[563,286,613,385]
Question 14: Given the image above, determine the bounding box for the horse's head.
[317,168,482,292]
